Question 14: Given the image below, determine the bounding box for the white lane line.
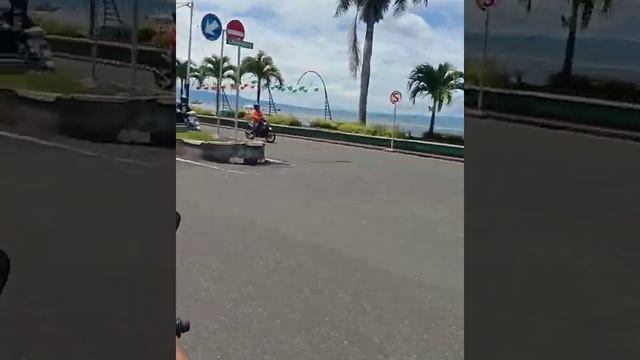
[0,130,151,166]
[176,157,247,174]
[265,158,291,165]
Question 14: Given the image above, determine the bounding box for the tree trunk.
[562,1,579,79]
[256,77,262,104]
[428,99,436,136]
[215,75,220,114]
[179,78,184,97]
[358,20,375,125]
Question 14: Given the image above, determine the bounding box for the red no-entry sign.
[226,20,245,41]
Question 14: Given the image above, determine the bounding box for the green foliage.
[465,59,510,87]
[267,114,302,127]
[309,119,340,130]
[36,18,84,38]
[176,130,216,142]
[0,73,87,94]
[240,51,284,103]
[137,27,157,44]
[191,106,214,116]
[238,110,247,118]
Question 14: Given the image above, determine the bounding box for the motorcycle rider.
[251,104,264,135]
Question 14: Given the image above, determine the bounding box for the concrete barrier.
[176,139,265,165]
[196,115,465,159]
[465,86,640,132]
[0,88,175,147]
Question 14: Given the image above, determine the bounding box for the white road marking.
[176,157,247,174]
[0,130,151,166]
[265,158,291,165]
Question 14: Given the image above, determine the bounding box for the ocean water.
[183,90,464,137]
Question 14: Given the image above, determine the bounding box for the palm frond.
[348,5,361,77]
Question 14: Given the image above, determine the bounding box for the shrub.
[238,110,247,119]
[36,18,84,38]
[465,59,510,87]
[137,27,157,44]
[309,119,339,130]
[191,106,214,116]
[266,114,302,127]
[336,123,371,135]
[416,132,464,145]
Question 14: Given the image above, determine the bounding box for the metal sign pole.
[130,0,139,92]
[391,103,397,150]
[235,45,241,140]
[216,29,226,116]
[477,8,490,112]
[185,1,194,102]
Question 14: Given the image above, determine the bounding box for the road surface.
[465,116,640,359]
[177,126,464,359]
[0,126,175,359]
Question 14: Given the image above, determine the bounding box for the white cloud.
[177,0,464,117]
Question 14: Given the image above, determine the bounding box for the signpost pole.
[391,103,397,150]
[216,29,225,117]
[477,7,490,112]
[235,45,241,140]
[185,1,193,102]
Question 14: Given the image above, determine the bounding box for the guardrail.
[197,115,464,159]
[465,86,640,132]
[45,35,165,70]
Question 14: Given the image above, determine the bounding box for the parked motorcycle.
[245,120,276,143]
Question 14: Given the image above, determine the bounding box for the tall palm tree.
[202,55,236,108]
[335,0,429,125]
[520,0,612,79]
[176,59,195,97]
[240,50,284,104]
[407,62,463,136]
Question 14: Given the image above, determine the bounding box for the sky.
[465,0,640,41]
[176,0,464,117]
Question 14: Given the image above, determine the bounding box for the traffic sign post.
[225,20,251,140]
[389,91,402,150]
[476,0,498,112]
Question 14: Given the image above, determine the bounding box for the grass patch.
[266,114,302,126]
[176,130,216,142]
[0,73,87,94]
[311,120,406,139]
[309,118,340,130]
[191,106,214,116]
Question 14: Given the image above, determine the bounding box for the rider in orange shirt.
[251,104,264,134]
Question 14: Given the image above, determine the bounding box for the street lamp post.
[177,1,194,103]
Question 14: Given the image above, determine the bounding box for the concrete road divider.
[176,139,265,165]
[0,88,175,147]
[465,85,640,132]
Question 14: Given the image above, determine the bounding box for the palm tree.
[192,63,211,89]
[240,50,284,104]
[202,55,236,109]
[520,0,612,79]
[176,59,195,97]
[335,0,429,125]
[407,62,463,136]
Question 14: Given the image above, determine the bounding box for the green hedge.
[197,115,463,159]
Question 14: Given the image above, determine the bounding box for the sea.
[183,89,465,137]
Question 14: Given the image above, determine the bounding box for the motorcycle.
[245,119,276,143]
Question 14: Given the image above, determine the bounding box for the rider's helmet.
[253,104,260,110]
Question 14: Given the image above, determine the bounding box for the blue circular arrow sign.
[201,13,222,41]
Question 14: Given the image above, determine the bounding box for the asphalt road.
[465,116,640,359]
[177,126,464,359]
[0,127,176,359]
